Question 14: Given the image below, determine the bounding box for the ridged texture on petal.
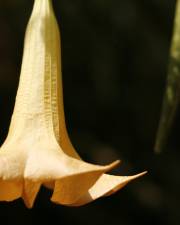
[0,0,146,208]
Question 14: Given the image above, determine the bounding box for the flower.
[0,0,146,208]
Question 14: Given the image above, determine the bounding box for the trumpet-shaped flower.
[0,0,146,208]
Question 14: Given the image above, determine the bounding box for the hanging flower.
[0,0,146,208]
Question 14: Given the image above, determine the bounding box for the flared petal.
[65,172,147,206]
[51,163,118,205]
[24,149,120,204]
[52,138,147,206]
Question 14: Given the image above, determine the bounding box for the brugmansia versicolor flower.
[0,0,146,208]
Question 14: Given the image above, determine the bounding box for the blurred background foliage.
[0,0,180,225]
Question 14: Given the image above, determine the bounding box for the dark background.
[0,0,179,225]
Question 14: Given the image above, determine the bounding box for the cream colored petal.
[51,169,112,205]
[104,172,147,196]
[0,149,24,201]
[23,146,120,182]
[0,141,120,206]
[55,135,146,206]
[24,149,120,204]
[56,136,146,206]
[65,172,147,206]
[0,151,25,180]
[0,0,146,208]
[0,151,23,202]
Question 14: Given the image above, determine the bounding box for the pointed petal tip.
[108,170,147,195]
[22,181,41,209]
[104,170,147,197]
[104,160,121,172]
[131,171,147,179]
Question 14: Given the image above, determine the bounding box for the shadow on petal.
[0,180,23,201]
[22,180,41,208]
[51,171,106,204]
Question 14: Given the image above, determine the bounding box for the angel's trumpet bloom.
[0,0,146,208]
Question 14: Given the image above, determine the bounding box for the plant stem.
[155,0,180,153]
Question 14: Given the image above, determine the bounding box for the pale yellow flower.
[0,0,146,208]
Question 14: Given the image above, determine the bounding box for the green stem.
[155,0,180,153]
